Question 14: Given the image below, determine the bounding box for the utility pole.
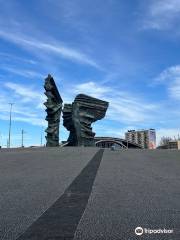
[0,132,2,148]
[21,129,26,147]
[40,132,43,146]
[8,103,14,148]
[40,127,44,146]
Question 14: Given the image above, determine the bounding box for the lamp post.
[8,103,14,148]
[40,127,44,146]
[40,132,43,146]
[0,132,2,148]
[21,129,26,147]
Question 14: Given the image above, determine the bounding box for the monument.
[44,75,108,147]
[44,74,63,146]
[63,94,109,146]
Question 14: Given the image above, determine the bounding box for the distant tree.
[159,137,173,146]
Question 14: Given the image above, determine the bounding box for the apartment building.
[125,129,156,149]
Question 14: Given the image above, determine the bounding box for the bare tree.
[159,136,173,146]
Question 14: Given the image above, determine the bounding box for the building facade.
[158,140,180,149]
[125,129,156,149]
[168,140,180,149]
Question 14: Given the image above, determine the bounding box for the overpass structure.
[61,137,142,149]
[94,137,142,149]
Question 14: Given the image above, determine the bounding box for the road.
[0,148,180,239]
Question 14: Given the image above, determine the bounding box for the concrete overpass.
[94,137,142,149]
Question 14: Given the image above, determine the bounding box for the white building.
[125,129,156,149]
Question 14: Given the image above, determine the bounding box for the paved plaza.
[0,147,180,239]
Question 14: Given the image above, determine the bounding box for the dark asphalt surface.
[17,149,104,240]
[0,148,180,240]
[0,147,98,240]
[74,149,180,240]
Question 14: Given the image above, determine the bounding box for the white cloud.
[12,116,46,127]
[2,66,44,79]
[155,65,180,100]
[141,0,180,30]
[0,108,46,127]
[0,82,46,127]
[155,65,180,82]
[0,30,100,69]
[74,81,111,99]
[5,82,45,103]
[73,81,158,124]
[170,84,180,100]
[0,52,37,65]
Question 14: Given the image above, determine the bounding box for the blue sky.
[0,0,180,147]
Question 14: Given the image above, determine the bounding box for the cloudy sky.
[0,0,180,147]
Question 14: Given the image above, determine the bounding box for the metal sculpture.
[62,103,77,145]
[44,74,63,146]
[63,94,109,146]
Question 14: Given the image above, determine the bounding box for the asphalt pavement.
[74,149,180,240]
[0,148,180,240]
[0,147,98,240]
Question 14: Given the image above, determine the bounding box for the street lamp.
[21,129,26,148]
[40,127,44,146]
[0,132,2,148]
[8,103,14,148]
